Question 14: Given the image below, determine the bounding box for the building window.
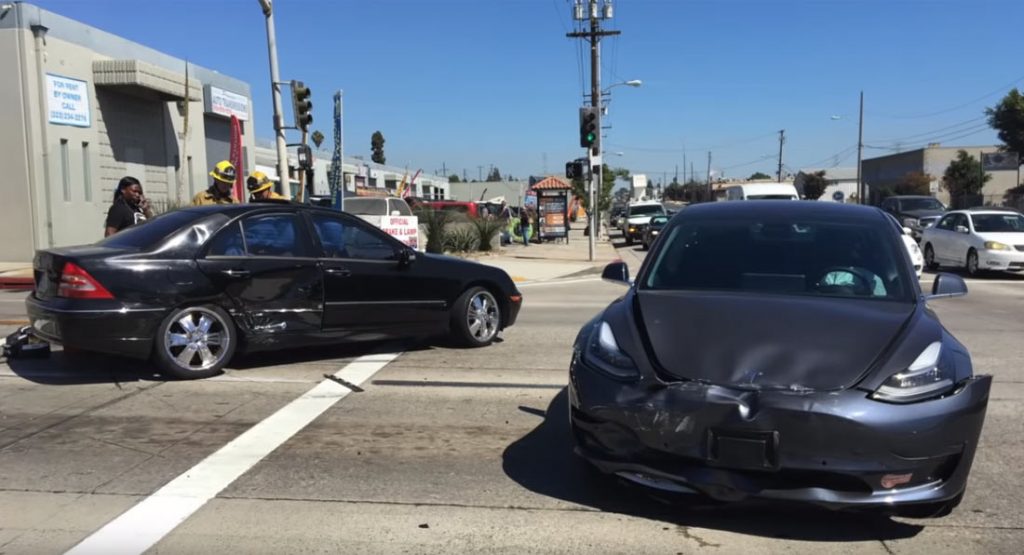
[59,139,71,202]
[82,142,92,202]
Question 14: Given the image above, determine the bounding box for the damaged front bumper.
[568,353,992,511]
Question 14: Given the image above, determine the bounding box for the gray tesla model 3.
[570,201,991,517]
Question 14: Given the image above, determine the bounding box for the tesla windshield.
[644,217,913,301]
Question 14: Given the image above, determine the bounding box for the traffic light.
[565,159,585,179]
[291,80,313,131]
[579,106,598,148]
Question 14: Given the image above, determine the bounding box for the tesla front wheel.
[153,305,237,379]
[451,287,501,347]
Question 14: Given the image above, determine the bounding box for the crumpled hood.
[635,291,915,391]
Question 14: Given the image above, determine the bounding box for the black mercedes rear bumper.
[569,355,992,512]
[25,295,167,359]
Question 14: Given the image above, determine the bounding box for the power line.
[871,74,1024,120]
[872,116,988,144]
[607,131,779,154]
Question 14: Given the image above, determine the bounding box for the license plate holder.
[707,430,779,470]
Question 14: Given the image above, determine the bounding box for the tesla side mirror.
[955,225,970,234]
[928,273,967,300]
[601,261,630,286]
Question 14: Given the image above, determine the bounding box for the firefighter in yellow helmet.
[191,160,237,205]
[247,171,287,201]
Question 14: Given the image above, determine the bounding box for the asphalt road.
[1,241,1023,554]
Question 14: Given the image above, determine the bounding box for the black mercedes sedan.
[27,202,521,379]
[569,201,991,517]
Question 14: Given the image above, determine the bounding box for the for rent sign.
[46,74,91,127]
[380,215,420,250]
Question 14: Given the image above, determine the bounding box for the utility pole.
[777,129,785,183]
[690,162,695,184]
[683,150,687,182]
[477,166,483,182]
[569,0,619,261]
[857,91,865,204]
[258,0,291,199]
[706,151,712,199]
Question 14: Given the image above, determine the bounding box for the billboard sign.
[982,151,1019,171]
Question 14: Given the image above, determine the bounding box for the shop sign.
[206,85,250,121]
[380,215,420,250]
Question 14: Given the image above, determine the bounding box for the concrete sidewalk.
[463,221,618,283]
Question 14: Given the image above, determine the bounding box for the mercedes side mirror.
[398,248,417,267]
[601,261,630,286]
[928,273,968,300]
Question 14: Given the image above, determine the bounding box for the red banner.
[229,115,244,200]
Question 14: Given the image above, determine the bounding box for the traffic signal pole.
[568,1,619,262]
[258,1,291,200]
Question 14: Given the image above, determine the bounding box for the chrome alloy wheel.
[163,307,231,372]
[466,290,500,343]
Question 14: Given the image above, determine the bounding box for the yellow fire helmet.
[247,171,273,194]
[209,160,236,184]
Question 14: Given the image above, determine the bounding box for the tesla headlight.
[984,241,1011,251]
[585,321,640,380]
[903,217,919,228]
[872,342,955,403]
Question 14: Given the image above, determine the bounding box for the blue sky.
[30,0,1024,182]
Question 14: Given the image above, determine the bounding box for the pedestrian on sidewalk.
[519,209,530,247]
[192,160,237,206]
[104,176,153,236]
[247,171,286,201]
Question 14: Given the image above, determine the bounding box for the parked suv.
[880,195,946,241]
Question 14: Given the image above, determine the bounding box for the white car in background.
[886,213,923,278]
[921,208,1024,276]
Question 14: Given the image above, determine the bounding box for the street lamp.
[830,92,865,204]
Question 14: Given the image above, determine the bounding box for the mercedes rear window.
[97,210,204,250]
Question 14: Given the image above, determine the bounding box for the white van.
[723,183,800,201]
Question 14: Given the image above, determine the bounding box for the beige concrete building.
[861,144,1020,206]
[0,3,256,261]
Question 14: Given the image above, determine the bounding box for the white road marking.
[63,352,401,555]
[518,276,602,287]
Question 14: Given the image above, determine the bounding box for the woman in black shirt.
[104,176,153,236]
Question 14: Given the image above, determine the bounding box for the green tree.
[893,172,932,195]
[986,89,1024,161]
[663,182,685,201]
[371,131,386,164]
[486,167,502,182]
[749,171,772,180]
[448,174,461,183]
[942,150,991,198]
[311,130,325,149]
[571,165,623,213]
[801,170,828,200]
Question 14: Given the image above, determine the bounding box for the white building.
[794,168,858,202]
[0,2,256,261]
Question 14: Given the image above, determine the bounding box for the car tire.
[641,240,649,251]
[625,235,633,246]
[450,286,501,348]
[923,243,938,270]
[966,249,980,277]
[153,304,237,379]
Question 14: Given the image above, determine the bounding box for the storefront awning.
[93,59,202,101]
[531,177,571,190]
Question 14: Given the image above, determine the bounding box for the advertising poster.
[537,190,568,239]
